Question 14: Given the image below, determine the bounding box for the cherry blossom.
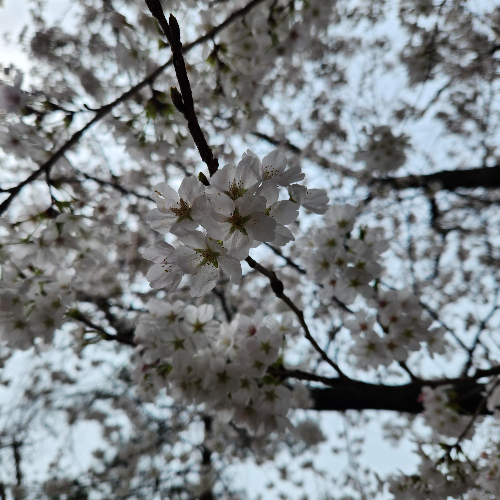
[0,0,499,497]
[203,192,276,259]
[0,72,26,113]
[170,231,241,296]
[142,241,184,291]
[147,177,206,235]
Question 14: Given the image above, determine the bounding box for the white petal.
[190,264,219,297]
[198,303,214,323]
[303,189,329,213]
[202,215,231,240]
[170,218,200,236]
[242,149,262,179]
[245,212,276,242]
[178,231,207,250]
[178,176,206,204]
[171,246,201,274]
[206,191,234,216]
[218,256,242,285]
[271,224,294,246]
[151,182,179,211]
[184,305,198,323]
[288,184,306,204]
[146,263,182,291]
[225,231,252,260]
[262,150,286,177]
[146,208,176,234]
[142,241,175,262]
[236,195,267,216]
[190,195,207,221]
[209,164,236,193]
[268,201,299,225]
[256,182,279,205]
[277,166,305,186]
[236,155,260,188]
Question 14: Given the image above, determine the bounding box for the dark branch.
[309,378,489,415]
[12,441,22,485]
[72,311,136,346]
[375,165,500,192]
[145,1,219,176]
[245,256,347,378]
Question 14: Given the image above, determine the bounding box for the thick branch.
[376,165,500,192]
[309,378,488,415]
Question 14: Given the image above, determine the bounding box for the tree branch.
[145,1,219,176]
[0,0,268,215]
[72,311,136,346]
[374,165,500,192]
[245,256,347,379]
[12,441,22,486]
[309,377,489,415]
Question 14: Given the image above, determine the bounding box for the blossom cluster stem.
[245,256,347,379]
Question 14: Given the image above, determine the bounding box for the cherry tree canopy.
[0,0,500,498]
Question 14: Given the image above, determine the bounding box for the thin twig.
[245,256,347,379]
[439,377,500,463]
[461,286,500,376]
[264,243,307,274]
[212,287,233,322]
[73,312,136,347]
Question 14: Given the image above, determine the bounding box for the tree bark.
[375,165,500,191]
[310,379,488,415]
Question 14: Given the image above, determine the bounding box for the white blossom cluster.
[0,273,73,350]
[421,385,470,438]
[347,289,447,369]
[300,204,387,305]
[143,149,328,297]
[299,208,446,368]
[134,300,301,435]
[0,71,26,114]
[389,447,498,500]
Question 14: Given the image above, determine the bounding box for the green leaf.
[156,363,173,378]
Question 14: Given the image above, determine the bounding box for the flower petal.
[151,182,179,212]
[218,256,242,285]
[146,263,183,291]
[146,208,176,234]
[178,177,205,204]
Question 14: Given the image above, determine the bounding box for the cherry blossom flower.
[142,241,184,291]
[206,155,260,201]
[171,231,241,297]
[323,205,357,236]
[203,193,276,259]
[258,150,305,186]
[288,184,329,214]
[256,182,299,246]
[181,304,219,349]
[355,126,409,174]
[147,177,206,235]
